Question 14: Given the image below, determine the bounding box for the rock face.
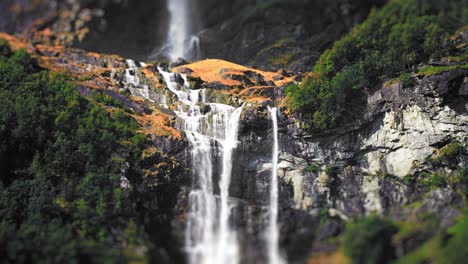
[194,0,387,72]
[0,0,385,69]
[217,69,467,262]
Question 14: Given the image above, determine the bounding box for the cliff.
[0,0,467,263]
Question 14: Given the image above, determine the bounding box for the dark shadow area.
[76,0,168,61]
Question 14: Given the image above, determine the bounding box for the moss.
[419,172,448,190]
[253,38,293,62]
[398,72,416,87]
[417,64,468,77]
[254,2,277,10]
[308,162,319,173]
[271,53,294,66]
[428,141,464,166]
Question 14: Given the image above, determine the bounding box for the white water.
[156,0,200,61]
[124,60,154,102]
[157,67,241,264]
[267,107,285,264]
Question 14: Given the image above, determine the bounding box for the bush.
[436,211,468,264]
[308,162,319,173]
[344,216,399,264]
[0,38,11,57]
[0,49,150,262]
[429,141,464,166]
[419,172,448,189]
[285,0,467,129]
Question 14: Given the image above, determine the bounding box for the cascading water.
[124,60,153,102]
[152,0,200,61]
[267,107,285,264]
[124,57,287,264]
[157,67,242,264]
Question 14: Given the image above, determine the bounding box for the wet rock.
[173,73,185,86]
[293,75,303,82]
[278,68,290,77]
[186,75,203,90]
[221,73,254,86]
[171,57,188,68]
[273,75,284,81]
[177,67,193,75]
[244,70,267,85]
[199,104,211,115]
[202,81,232,91]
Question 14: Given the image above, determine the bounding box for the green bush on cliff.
[343,216,398,264]
[285,0,467,129]
[0,38,11,57]
[0,48,149,263]
[436,211,468,263]
[395,210,468,264]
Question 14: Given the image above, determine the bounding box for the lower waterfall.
[157,67,242,264]
[267,107,285,264]
[123,60,288,264]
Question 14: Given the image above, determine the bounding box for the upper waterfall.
[155,0,200,61]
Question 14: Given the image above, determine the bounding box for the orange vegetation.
[132,108,181,140]
[0,32,33,53]
[141,66,164,89]
[173,59,295,87]
[0,32,181,140]
[307,251,349,264]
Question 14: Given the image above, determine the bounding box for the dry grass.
[307,250,350,264]
[174,59,295,87]
[132,108,181,139]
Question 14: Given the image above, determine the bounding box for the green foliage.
[0,38,11,57]
[417,64,468,76]
[428,141,464,166]
[437,211,468,263]
[398,72,416,87]
[395,211,468,264]
[308,162,319,173]
[285,0,467,128]
[89,90,124,108]
[0,50,149,262]
[419,172,448,189]
[343,216,398,264]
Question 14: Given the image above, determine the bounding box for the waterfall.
[155,0,200,61]
[157,67,241,264]
[124,60,153,102]
[267,107,285,264]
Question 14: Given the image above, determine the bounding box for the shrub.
[428,141,464,166]
[344,216,399,264]
[0,48,151,262]
[0,38,11,57]
[436,211,468,264]
[419,172,448,189]
[307,162,319,173]
[285,0,466,129]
